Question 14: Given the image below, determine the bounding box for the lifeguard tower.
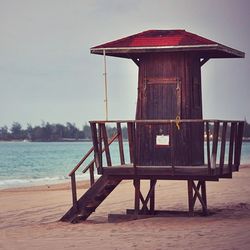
[61,30,245,223]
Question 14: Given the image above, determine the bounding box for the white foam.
[0,174,92,189]
[0,176,68,189]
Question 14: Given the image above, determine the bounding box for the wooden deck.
[102,164,234,180]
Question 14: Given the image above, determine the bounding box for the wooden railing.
[90,119,245,175]
[68,119,244,208]
[68,132,119,209]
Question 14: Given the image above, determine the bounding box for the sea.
[0,141,250,189]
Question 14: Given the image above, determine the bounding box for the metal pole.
[103,49,108,121]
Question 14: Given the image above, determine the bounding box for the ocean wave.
[0,174,92,189]
[0,176,68,189]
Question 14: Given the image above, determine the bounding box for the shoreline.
[1,164,250,191]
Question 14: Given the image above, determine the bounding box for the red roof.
[91,30,244,58]
[92,30,216,49]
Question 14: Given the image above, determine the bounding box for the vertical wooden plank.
[134,179,140,216]
[101,123,112,166]
[89,162,95,186]
[228,122,236,173]
[71,173,78,209]
[187,180,194,216]
[170,122,175,170]
[127,122,134,164]
[117,122,125,165]
[200,181,207,215]
[90,122,101,172]
[219,122,227,175]
[98,123,103,170]
[234,122,244,171]
[211,121,219,169]
[149,179,157,215]
[206,121,211,174]
[133,122,137,167]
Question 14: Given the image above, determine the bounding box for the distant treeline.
[0,122,127,142]
[0,121,249,142]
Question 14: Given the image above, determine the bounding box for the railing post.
[98,123,103,170]
[234,121,244,171]
[101,123,112,166]
[117,122,125,165]
[205,121,211,175]
[89,162,95,186]
[127,122,135,164]
[219,122,227,175]
[71,173,78,210]
[90,122,102,174]
[211,121,219,169]
[228,122,236,172]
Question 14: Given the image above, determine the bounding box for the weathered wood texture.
[62,119,244,223]
[135,52,203,166]
[89,120,244,177]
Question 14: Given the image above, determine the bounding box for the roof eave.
[90,44,244,59]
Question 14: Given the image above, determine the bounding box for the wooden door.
[136,78,181,166]
[145,77,180,119]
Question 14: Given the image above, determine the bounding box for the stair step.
[84,207,96,213]
[95,193,107,201]
[105,185,117,191]
[71,215,88,223]
[84,203,97,212]
[61,176,122,223]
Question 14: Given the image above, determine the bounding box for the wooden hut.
[61,30,245,223]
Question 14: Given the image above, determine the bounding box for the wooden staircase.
[61,174,122,223]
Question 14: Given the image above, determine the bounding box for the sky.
[0,0,250,128]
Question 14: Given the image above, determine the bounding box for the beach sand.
[1,166,250,250]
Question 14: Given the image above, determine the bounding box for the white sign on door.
[156,135,170,146]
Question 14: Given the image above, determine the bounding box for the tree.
[0,126,9,140]
[83,123,92,139]
[66,122,79,139]
[244,121,250,138]
[10,122,23,140]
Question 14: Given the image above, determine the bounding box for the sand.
[1,166,250,250]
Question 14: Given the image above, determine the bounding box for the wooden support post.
[117,122,125,165]
[127,122,135,164]
[140,192,149,214]
[141,181,156,214]
[98,123,103,172]
[211,121,219,169]
[134,179,140,216]
[219,122,227,175]
[90,123,102,173]
[191,181,202,206]
[200,181,208,215]
[71,173,78,210]
[101,124,112,166]
[89,163,95,186]
[206,121,211,174]
[188,180,208,216]
[187,180,194,216]
[150,180,157,215]
[191,182,207,213]
[228,122,236,173]
[234,122,244,171]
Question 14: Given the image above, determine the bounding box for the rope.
[175,115,181,130]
